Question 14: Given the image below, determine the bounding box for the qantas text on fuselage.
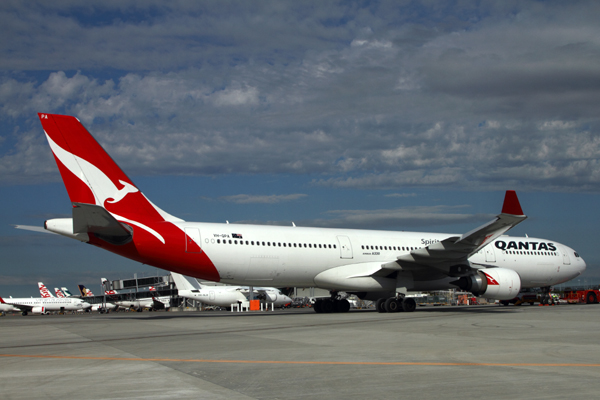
[21,114,586,314]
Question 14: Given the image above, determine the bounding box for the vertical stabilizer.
[171,272,196,292]
[38,282,54,298]
[38,113,181,224]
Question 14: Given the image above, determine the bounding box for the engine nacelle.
[451,268,521,300]
[32,306,47,314]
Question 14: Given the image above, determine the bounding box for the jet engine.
[32,306,48,315]
[451,268,521,300]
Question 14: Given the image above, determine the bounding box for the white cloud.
[219,193,307,204]
[1,2,600,192]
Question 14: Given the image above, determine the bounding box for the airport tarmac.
[1,304,599,399]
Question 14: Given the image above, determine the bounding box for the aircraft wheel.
[376,298,387,313]
[22,312,27,316]
[321,299,334,313]
[385,298,401,313]
[402,298,417,312]
[313,300,323,313]
[335,299,350,313]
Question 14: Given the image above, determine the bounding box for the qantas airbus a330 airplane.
[30,113,586,313]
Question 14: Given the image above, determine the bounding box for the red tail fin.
[38,114,179,224]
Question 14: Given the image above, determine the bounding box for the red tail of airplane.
[38,114,220,281]
[39,113,174,224]
[38,282,54,298]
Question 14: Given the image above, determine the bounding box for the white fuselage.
[179,286,292,308]
[3,297,90,313]
[178,222,585,291]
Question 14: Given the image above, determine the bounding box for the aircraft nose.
[578,257,587,275]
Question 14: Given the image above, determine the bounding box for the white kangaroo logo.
[45,133,165,243]
[45,134,139,207]
[107,181,139,204]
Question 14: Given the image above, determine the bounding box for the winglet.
[501,190,524,216]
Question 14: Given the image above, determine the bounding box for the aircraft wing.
[383,191,526,274]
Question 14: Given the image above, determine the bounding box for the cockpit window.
[574,252,580,258]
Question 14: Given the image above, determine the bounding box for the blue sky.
[1,1,599,297]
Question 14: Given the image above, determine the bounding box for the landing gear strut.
[376,295,416,313]
[540,286,555,305]
[313,292,351,313]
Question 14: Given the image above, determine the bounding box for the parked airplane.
[100,278,169,311]
[61,287,74,297]
[28,114,586,314]
[0,301,20,314]
[171,272,292,308]
[54,288,66,297]
[0,295,90,316]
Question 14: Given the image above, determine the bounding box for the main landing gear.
[313,292,351,313]
[376,296,416,313]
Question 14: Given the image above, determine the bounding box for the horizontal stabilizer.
[72,203,133,245]
[13,225,55,234]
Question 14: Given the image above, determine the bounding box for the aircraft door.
[337,235,353,259]
[184,228,202,253]
[561,246,571,265]
[209,291,215,301]
[485,246,496,262]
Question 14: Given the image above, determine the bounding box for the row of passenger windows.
[216,239,337,249]
[504,250,557,256]
[361,245,420,251]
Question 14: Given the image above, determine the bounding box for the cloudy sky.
[1,1,599,297]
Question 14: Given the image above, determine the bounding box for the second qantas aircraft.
[32,114,585,313]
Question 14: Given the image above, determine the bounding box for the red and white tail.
[38,113,180,224]
[54,288,66,298]
[38,282,54,298]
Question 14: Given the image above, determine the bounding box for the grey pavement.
[1,304,599,399]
